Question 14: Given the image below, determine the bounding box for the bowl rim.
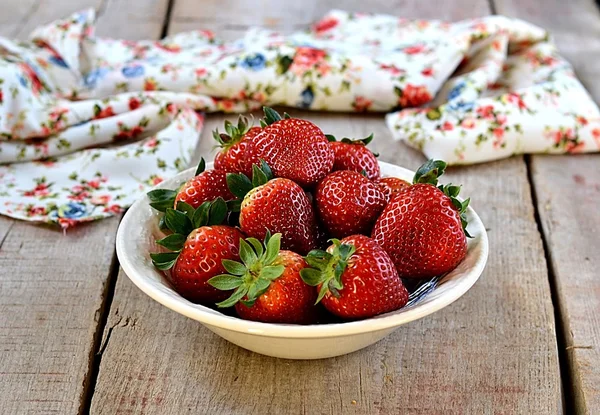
[116,161,489,338]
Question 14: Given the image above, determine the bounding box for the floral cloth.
[0,10,598,226]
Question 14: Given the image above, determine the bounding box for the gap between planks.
[524,155,573,414]
[77,1,177,412]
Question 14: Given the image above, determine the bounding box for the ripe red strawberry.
[209,233,318,324]
[147,158,235,213]
[377,176,411,202]
[175,158,235,208]
[371,160,470,279]
[213,116,262,177]
[150,198,244,304]
[228,162,320,255]
[327,134,381,180]
[301,235,408,319]
[247,107,334,187]
[315,170,387,238]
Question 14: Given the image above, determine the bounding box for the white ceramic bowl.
[116,161,488,360]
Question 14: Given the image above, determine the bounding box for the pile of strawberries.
[148,108,471,324]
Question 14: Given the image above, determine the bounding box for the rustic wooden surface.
[0,0,598,413]
[494,0,600,412]
[0,1,168,414]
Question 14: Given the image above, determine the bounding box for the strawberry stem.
[300,240,356,304]
[413,159,447,185]
[209,233,286,308]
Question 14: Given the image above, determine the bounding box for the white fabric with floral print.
[0,9,598,226]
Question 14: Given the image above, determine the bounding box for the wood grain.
[0,1,168,414]
[494,0,600,412]
[92,113,561,415]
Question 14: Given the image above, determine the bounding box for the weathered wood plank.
[0,1,169,414]
[92,124,561,415]
[493,0,600,412]
[169,0,492,40]
[89,0,561,413]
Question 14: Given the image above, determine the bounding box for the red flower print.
[379,64,404,76]
[290,47,328,76]
[94,105,115,119]
[23,183,50,197]
[199,30,215,40]
[144,78,158,91]
[476,105,495,120]
[104,205,123,214]
[19,62,44,96]
[421,67,434,77]
[461,118,476,129]
[592,128,600,148]
[576,116,588,126]
[129,97,142,110]
[0,90,3,104]
[145,137,158,148]
[313,16,339,34]
[399,84,432,108]
[215,99,235,112]
[441,121,454,131]
[27,206,47,216]
[155,42,182,53]
[91,195,111,205]
[506,93,527,110]
[152,177,163,185]
[195,68,208,77]
[87,180,101,189]
[351,96,373,112]
[68,191,90,202]
[403,44,426,55]
[493,128,505,148]
[492,39,503,51]
[496,114,507,126]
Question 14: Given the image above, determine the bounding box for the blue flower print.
[84,67,110,88]
[299,86,314,108]
[447,100,475,113]
[122,64,145,78]
[448,81,466,101]
[240,53,266,71]
[58,202,88,219]
[49,55,68,68]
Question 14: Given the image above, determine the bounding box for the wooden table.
[1,0,598,413]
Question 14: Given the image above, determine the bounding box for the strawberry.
[327,134,381,180]
[315,170,387,238]
[213,116,262,177]
[247,107,334,187]
[146,158,234,213]
[371,160,471,279]
[150,198,244,304]
[208,233,318,324]
[301,235,408,319]
[377,176,411,202]
[228,162,319,255]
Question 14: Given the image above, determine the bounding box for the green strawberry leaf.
[252,164,268,187]
[261,265,285,280]
[227,199,242,213]
[208,274,244,290]
[147,189,177,212]
[192,201,210,228]
[222,259,247,276]
[156,233,187,251]
[226,172,253,199]
[239,238,258,266]
[176,201,195,219]
[207,197,227,225]
[216,285,249,308]
[413,159,447,185]
[150,252,179,270]
[263,106,282,125]
[300,268,325,286]
[325,134,337,142]
[263,232,281,264]
[195,157,206,176]
[246,237,264,258]
[164,208,193,235]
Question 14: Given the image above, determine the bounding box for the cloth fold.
[0,9,598,226]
